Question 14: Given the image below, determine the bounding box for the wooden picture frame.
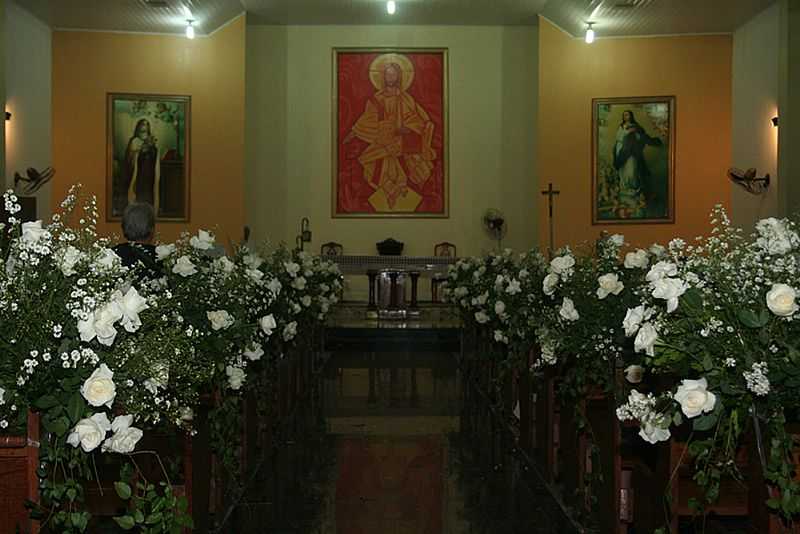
[592,96,675,225]
[106,93,191,222]
[332,48,449,218]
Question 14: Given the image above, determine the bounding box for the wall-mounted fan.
[482,208,507,250]
[728,167,770,195]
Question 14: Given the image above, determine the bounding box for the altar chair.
[321,241,343,256]
[431,242,456,303]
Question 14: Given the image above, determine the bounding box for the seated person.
[113,202,161,280]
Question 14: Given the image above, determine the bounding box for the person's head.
[121,202,155,243]
[383,63,402,89]
[133,119,151,141]
[621,110,636,125]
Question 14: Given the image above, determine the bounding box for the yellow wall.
[52,16,246,244]
[538,18,732,248]
[245,24,538,257]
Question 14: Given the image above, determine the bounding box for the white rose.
[624,249,649,269]
[260,314,277,335]
[111,415,134,433]
[494,301,506,316]
[20,220,48,244]
[102,426,143,454]
[267,278,282,296]
[475,311,490,324]
[646,261,678,282]
[608,234,625,247]
[624,365,644,384]
[78,301,123,346]
[207,310,235,330]
[283,321,298,341]
[190,230,215,250]
[597,273,624,299]
[155,243,176,260]
[673,377,716,418]
[550,255,575,276]
[649,244,666,257]
[226,366,246,390]
[494,330,508,344]
[506,279,522,295]
[291,276,307,290]
[96,248,121,270]
[639,419,671,444]
[67,413,112,453]
[766,283,798,317]
[622,306,646,337]
[284,261,301,277]
[244,343,264,361]
[117,287,149,333]
[476,292,489,306]
[247,268,264,282]
[651,277,688,313]
[172,255,197,277]
[634,323,658,356]
[301,295,312,307]
[244,253,264,270]
[81,363,117,408]
[59,246,83,276]
[180,407,194,422]
[542,273,559,296]
[559,297,579,322]
[214,256,236,274]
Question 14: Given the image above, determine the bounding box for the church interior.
[1,0,800,533]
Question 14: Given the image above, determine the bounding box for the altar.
[329,255,458,317]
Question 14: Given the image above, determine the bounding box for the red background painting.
[335,50,446,215]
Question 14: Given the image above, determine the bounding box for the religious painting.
[333,48,448,218]
[106,93,191,221]
[592,96,675,224]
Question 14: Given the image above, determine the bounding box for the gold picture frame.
[591,96,675,225]
[106,93,191,222]
[332,48,449,218]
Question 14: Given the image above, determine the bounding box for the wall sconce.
[4,111,10,121]
[295,217,312,251]
[772,116,779,127]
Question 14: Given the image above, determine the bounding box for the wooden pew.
[0,412,40,534]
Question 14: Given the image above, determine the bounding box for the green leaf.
[113,515,136,530]
[114,481,132,500]
[146,512,163,525]
[693,413,718,432]
[34,394,60,410]
[672,411,683,427]
[681,289,703,311]
[701,354,713,371]
[43,416,70,437]
[67,393,85,424]
[134,509,145,523]
[66,488,77,502]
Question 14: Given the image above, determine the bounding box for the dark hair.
[132,119,151,138]
[121,202,155,242]
[620,110,638,126]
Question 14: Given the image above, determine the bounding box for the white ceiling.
[12,0,779,37]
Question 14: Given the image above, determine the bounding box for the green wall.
[245,24,538,263]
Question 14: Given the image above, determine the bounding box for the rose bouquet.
[617,207,800,520]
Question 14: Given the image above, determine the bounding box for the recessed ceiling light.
[387,1,396,15]
[186,20,195,39]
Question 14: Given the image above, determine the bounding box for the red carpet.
[335,436,443,534]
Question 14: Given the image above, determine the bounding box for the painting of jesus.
[333,49,448,217]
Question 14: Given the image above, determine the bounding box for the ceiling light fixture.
[185,20,195,39]
[585,22,595,44]
[387,1,396,15]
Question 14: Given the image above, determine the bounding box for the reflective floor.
[320,307,466,534]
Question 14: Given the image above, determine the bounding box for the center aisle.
[320,305,467,534]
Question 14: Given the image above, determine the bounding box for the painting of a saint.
[592,96,675,224]
[107,94,190,221]
[334,49,448,217]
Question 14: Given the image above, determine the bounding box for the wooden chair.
[431,242,456,302]
[320,241,343,256]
